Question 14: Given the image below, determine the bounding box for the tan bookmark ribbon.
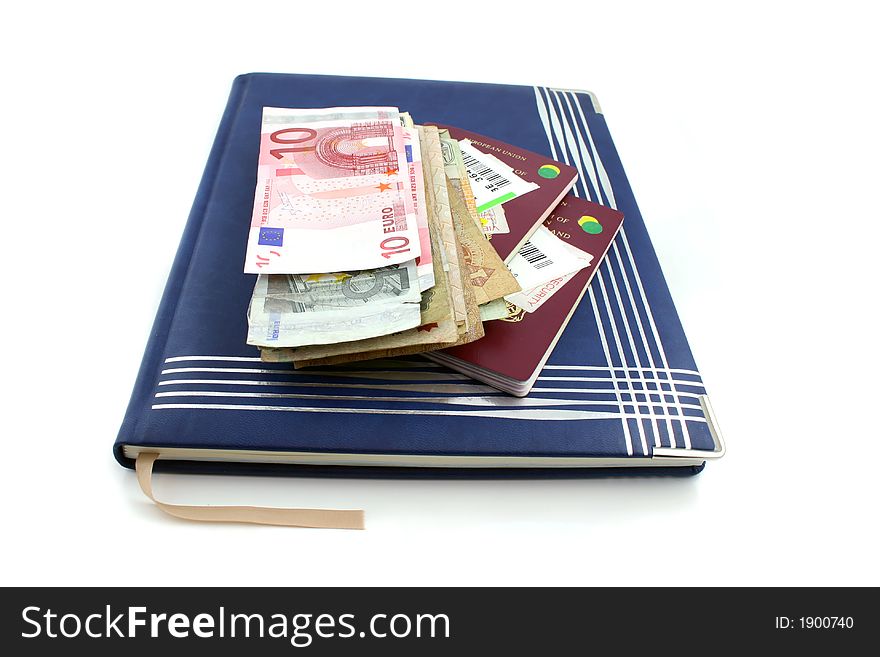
[135,453,364,529]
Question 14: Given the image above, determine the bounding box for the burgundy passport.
[428,195,624,396]
[431,124,578,258]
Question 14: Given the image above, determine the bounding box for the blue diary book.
[114,73,724,477]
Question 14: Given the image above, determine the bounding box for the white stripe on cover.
[533,86,635,456]
[554,89,667,448]
[160,366,702,385]
[536,86,644,454]
[157,380,705,408]
[151,403,636,422]
[162,355,702,379]
[540,86,640,449]
[549,88,660,448]
[596,268,650,454]
[565,91,617,210]
[559,89,694,448]
[150,403,708,423]
[163,355,444,368]
[161,367,474,380]
[154,387,700,409]
[540,87,702,450]
[544,88,654,450]
[165,355,263,363]
[159,378,501,395]
[154,389,703,412]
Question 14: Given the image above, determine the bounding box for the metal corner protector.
[651,394,726,460]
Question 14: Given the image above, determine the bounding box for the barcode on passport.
[461,150,512,193]
[518,241,553,269]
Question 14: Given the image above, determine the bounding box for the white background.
[1,1,877,586]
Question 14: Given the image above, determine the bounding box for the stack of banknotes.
[244,106,522,367]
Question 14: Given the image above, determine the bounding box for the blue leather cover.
[114,73,712,475]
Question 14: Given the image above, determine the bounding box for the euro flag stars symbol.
[376,182,392,192]
[258,227,284,246]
